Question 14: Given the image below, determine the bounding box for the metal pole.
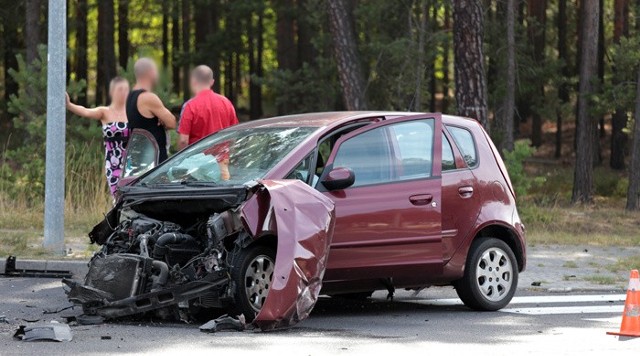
[43,0,67,253]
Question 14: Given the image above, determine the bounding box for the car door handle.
[458,186,474,198]
[409,194,433,206]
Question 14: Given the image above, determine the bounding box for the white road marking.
[405,294,626,307]
[500,305,624,315]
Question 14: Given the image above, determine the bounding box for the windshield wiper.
[179,180,219,187]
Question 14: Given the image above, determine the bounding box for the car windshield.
[138,126,316,186]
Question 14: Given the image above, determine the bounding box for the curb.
[0,258,89,278]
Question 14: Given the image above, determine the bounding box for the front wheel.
[229,245,276,321]
[455,238,518,311]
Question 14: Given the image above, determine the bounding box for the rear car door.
[321,114,443,284]
[441,125,483,261]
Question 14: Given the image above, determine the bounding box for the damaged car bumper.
[64,180,335,331]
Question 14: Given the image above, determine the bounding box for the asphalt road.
[1,277,638,355]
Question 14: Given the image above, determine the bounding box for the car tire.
[229,244,276,321]
[455,238,518,311]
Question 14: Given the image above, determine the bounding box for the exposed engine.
[63,180,336,331]
[65,209,247,320]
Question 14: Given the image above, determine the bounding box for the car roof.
[233,111,480,130]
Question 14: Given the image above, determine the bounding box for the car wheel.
[230,245,276,321]
[455,238,518,311]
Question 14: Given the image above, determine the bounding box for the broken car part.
[65,180,335,331]
[14,323,73,342]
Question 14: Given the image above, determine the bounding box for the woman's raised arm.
[65,93,106,121]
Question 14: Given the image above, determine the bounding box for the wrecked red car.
[65,112,526,330]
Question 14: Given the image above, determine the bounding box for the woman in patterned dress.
[66,77,130,197]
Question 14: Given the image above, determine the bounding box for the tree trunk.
[428,1,438,112]
[572,0,600,204]
[499,0,516,152]
[25,0,41,66]
[117,0,129,69]
[592,0,605,166]
[171,0,181,95]
[442,2,451,112]
[610,0,630,170]
[161,0,169,68]
[415,0,428,112]
[249,10,264,120]
[326,0,367,111]
[452,0,488,129]
[297,0,315,66]
[276,0,297,114]
[626,69,640,210]
[75,0,88,106]
[97,0,116,105]
[528,0,547,147]
[555,0,569,158]
[182,0,191,102]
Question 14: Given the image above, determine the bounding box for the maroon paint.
[240,180,336,330]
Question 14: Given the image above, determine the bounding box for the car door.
[320,114,443,284]
[118,129,160,187]
[440,127,482,262]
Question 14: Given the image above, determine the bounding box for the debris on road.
[0,315,9,324]
[42,305,74,315]
[76,314,105,325]
[13,322,73,342]
[199,314,246,333]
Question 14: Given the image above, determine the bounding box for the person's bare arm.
[178,133,190,151]
[65,93,106,121]
[140,93,176,129]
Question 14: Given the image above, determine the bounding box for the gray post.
[43,0,67,253]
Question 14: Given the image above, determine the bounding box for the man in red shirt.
[178,65,238,150]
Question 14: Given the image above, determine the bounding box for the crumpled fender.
[240,179,335,330]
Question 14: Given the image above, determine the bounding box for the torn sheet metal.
[14,323,73,342]
[241,180,336,330]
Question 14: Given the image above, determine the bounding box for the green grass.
[583,275,622,285]
[607,255,640,273]
[562,261,579,268]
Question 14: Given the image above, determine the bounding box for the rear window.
[447,126,478,167]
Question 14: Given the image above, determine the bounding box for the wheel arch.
[252,233,278,251]
[474,224,525,272]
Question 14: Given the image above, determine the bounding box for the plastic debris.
[14,323,73,342]
[199,314,246,333]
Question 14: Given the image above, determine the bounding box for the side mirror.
[321,167,355,191]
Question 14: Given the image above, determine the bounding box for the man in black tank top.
[126,58,176,163]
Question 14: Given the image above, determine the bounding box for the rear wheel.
[455,238,518,311]
[230,245,276,321]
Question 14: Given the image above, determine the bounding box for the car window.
[442,133,456,171]
[138,127,316,186]
[390,121,434,179]
[448,126,478,167]
[332,119,434,187]
[124,130,158,179]
[286,153,318,186]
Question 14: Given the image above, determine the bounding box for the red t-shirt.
[178,90,238,144]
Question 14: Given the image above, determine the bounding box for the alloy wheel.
[244,254,275,313]
[475,247,513,302]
